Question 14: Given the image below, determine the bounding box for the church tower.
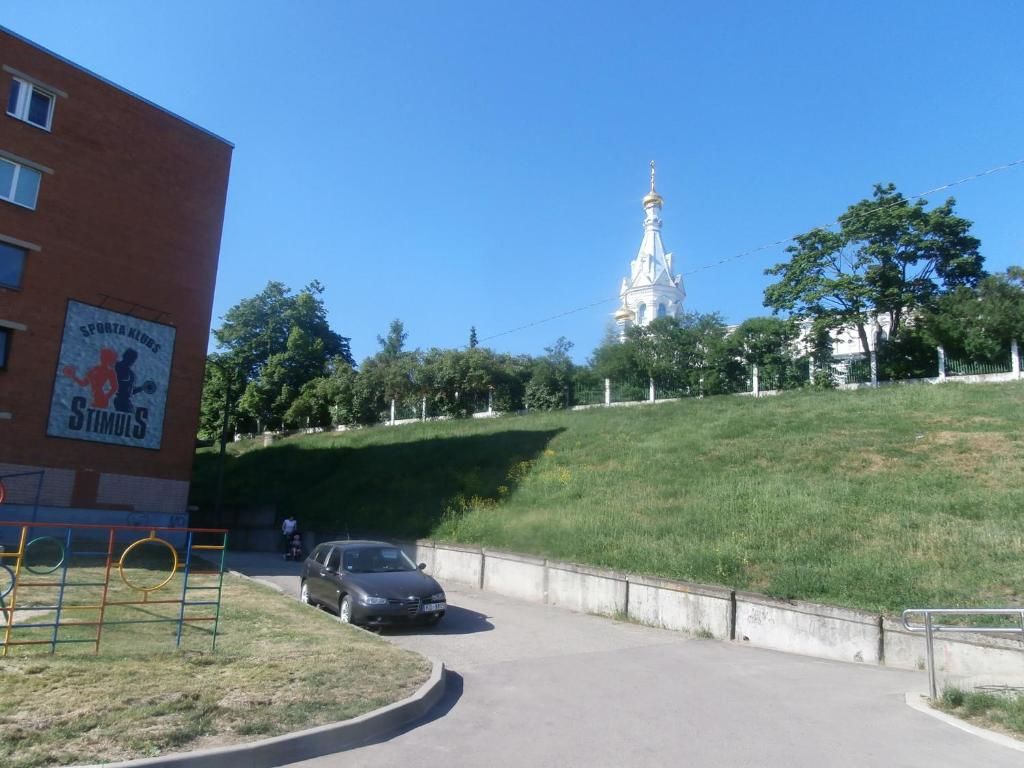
[613,162,686,339]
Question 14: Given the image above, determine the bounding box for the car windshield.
[342,546,417,573]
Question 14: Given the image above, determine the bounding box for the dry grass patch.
[0,574,429,768]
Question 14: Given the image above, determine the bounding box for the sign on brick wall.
[46,301,176,450]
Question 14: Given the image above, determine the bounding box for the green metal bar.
[211,532,228,652]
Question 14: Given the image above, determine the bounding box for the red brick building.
[0,27,232,524]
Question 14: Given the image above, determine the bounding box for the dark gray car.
[299,540,446,627]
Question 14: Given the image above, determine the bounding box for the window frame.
[7,76,55,131]
[0,240,27,290]
[0,157,42,210]
[0,327,10,370]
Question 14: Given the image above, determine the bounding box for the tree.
[468,326,478,349]
[924,268,1024,361]
[524,337,576,410]
[363,319,418,412]
[201,281,352,433]
[727,316,805,390]
[765,183,983,357]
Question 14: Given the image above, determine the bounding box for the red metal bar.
[0,521,227,534]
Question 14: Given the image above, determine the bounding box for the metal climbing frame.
[0,521,229,655]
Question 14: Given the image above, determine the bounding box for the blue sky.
[5,2,1023,363]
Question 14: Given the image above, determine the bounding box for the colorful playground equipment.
[0,519,229,655]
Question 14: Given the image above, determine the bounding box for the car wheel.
[339,595,353,624]
[300,581,311,605]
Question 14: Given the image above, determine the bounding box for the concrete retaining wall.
[482,550,547,603]
[419,541,1022,682]
[547,561,627,616]
[431,544,483,588]
[735,592,882,664]
[627,574,733,639]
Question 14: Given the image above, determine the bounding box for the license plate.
[421,602,444,612]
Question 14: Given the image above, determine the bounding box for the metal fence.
[945,356,1013,376]
[902,607,1024,699]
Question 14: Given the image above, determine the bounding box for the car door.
[306,544,330,604]
[320,546,344,607]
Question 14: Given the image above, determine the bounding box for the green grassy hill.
[191,382,1024,613]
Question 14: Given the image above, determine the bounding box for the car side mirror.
[324,564,337,573]
[418,563,427,570]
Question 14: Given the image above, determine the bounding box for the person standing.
[282,514,298,557]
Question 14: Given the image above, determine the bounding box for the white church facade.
[614,162,686,338]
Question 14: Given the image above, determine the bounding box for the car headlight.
[362,596,387,606]
[429,592,446,602]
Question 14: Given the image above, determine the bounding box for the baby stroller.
[284,533,303,561]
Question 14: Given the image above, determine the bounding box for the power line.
[479,157,1024,344]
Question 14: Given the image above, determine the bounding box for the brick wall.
[0,30,231,515]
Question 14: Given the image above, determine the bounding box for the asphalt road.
[229,552,1021,768]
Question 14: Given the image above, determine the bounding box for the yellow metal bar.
[190,545,224,551]
[2,526,28,657]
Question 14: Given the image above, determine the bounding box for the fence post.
[937,346,946,381]
[870,349,878,387]
[389,398,396,426]
[752,365,760,397]
[487,388,494,415]
[808,357,814,383]
[421,396,426,422]
[604,378,611,406]
[648,377,655,403]
[1012,339,1020,378]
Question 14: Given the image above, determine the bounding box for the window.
[0,241,26,289]
[7,77,54,130]
[325,548,341,571]
[657,303,667,318]
[0,158,41,209]
[637,303,647,325]
[0,328,9,369]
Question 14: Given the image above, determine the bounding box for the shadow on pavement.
[226,551,306,578]
[382,604,494,637]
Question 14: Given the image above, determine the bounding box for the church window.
[637,303,646,325]
[657,303,667,318]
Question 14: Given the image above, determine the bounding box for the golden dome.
[642,190,664,207]
[643,160,663,207]
[614,306,634,322]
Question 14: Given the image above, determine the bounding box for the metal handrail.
[901,608,1024,699]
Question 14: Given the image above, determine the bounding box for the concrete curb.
[904,692,1024,753]
[71,658,447,768]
